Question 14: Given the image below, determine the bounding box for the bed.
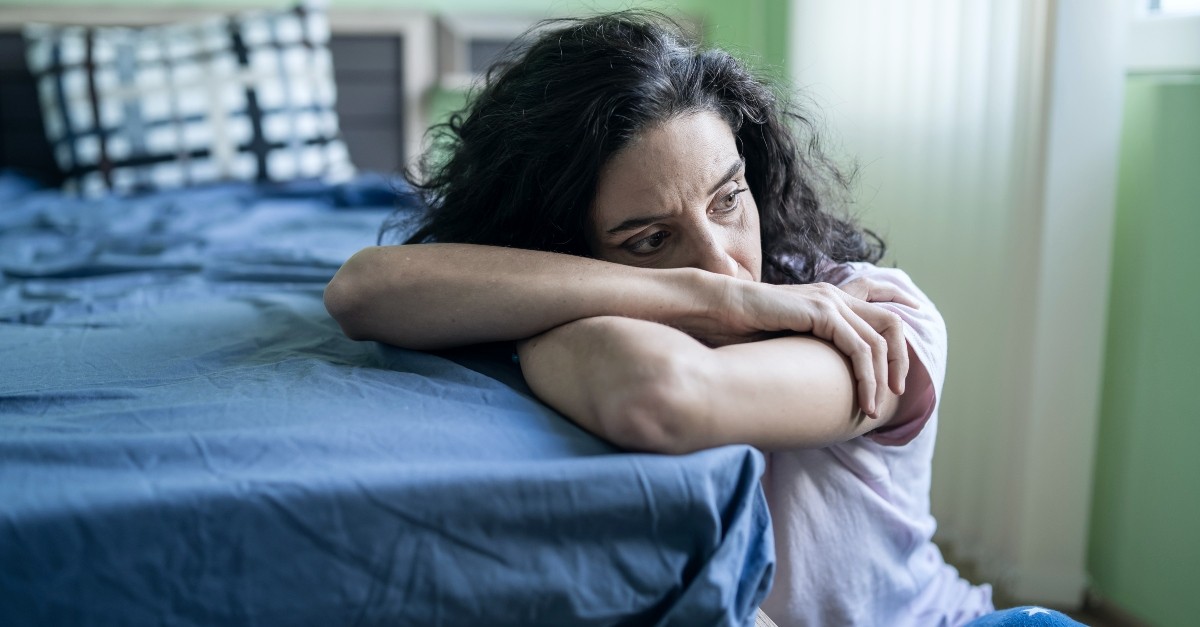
[0,4,774,626]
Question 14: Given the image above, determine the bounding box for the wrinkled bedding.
[0,172,773,626]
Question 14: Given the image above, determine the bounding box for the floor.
[947,549,1147,627]
[996,590,1149,627]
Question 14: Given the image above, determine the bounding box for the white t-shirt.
[760,262,993,626]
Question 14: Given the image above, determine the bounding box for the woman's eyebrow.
[606,212,675,235]
[706,156,746,196]
[606,157,746,236]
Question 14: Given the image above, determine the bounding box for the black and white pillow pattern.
[24,4,355,196]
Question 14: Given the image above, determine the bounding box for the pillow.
[23,3,355,196]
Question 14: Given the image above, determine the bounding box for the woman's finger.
[836,298,890,415]
[839,278,921,309]
[887,318,909,396]
[809,285,878,416]
[829,317,877,416]
[846,297,909,397]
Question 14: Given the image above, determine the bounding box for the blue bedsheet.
[0,173,773,626]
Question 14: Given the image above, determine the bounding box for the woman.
[325,11,1014,626]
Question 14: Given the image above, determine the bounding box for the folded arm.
[325,243,914,416]
[517,316,916,454]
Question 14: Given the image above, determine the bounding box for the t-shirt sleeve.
[827,263,948,446]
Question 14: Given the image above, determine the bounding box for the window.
[1131,0,1200,72]
[1147,0,1200,16]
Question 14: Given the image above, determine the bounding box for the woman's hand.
[683,276,917,418]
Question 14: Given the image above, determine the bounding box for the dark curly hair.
[382,10,883,284]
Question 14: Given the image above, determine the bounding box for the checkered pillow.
[24,4,355,196]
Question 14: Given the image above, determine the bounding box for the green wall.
[1087,73,1200,627]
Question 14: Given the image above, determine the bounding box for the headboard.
[0,5,435,185]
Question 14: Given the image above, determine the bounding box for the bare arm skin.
[325,243,915,415]
[516,316,914,454]
[325,243,716,349]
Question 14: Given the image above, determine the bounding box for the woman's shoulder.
[807,260,933,306]
[819,260,912,287]
[830,262,943,338]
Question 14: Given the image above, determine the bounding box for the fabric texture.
[760,261,995,627]
[0,173,773,627]
[22,3,354,197]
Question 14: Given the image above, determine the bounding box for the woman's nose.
[690,229,739,277]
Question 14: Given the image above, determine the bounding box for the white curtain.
[789,0,1126,605]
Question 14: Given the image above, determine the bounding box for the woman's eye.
[628,231,669,254]
[715,188,747,213]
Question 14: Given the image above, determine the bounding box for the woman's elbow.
[324,277,365,341]
[324,249,380,341]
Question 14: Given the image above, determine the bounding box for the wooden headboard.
[0,6,435,185]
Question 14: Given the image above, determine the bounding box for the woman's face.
[588,110,762,282]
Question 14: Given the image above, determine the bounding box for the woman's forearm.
[517,316,903,454]
[324,243,723,349]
